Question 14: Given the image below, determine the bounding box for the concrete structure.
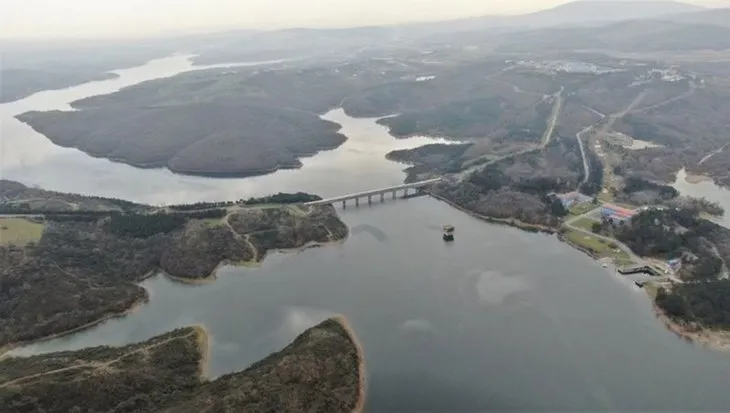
[305,178,443,208]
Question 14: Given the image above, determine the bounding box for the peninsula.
[0,317,364,413]
[0,180,348,353]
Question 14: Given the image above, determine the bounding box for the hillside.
[495,20,730,52]
[0,181,348,350]
[15,59,424,177]
[659,7,730,27]
[18,102,346,178]
[509,0,704,28]
[0,318,363,413]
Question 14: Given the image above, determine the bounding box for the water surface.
[12,197,730,412]
[6,56,730,412]
[0,55,452,205]
[674,168,730,228]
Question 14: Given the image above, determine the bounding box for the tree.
[591,222,602,233]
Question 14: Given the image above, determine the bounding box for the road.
[575,91,648,189]
[699,144,729,166]
[457,86,564,180]
[540,87,564,148]
[576,126,592,185]
[565,210,641,263]
[633,80,699,114]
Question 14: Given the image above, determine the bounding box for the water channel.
[4,56,730,411]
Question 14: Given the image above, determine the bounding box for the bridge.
[305,178,443,208]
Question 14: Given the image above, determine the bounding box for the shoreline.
[0,294,148,359]
[193,324,211,380]
[164,237,349,286]
[685,173,714,184]
[331,315,367,413]
[3,225,349,355]
[18,118,347,180]
[426,191,730,354]
[427,191,556,234]
[652,301,730,352]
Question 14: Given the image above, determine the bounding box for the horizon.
[2,0,725,42]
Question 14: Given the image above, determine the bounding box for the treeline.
[108,210,227,238]
[241,192,322,205]
[656,280,730,329]
[469,166,577,197]
[169,201,235,211]
[622,176,678,199]
[109,213,188,238]
[168,193,321,211]
[0,207,118,221]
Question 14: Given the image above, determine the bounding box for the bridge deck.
[306,178,442,205]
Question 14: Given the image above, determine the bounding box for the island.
[0,180,348,354]
[0,317,364,413]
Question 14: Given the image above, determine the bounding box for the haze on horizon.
[2,0,723,41]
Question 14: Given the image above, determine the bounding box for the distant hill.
[495,19,730,52]
[511,0,704,27]
[659,7,730,27]
[403,0,705,35]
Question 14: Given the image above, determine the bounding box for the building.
[601,203,636,223]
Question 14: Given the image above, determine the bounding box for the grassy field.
[200,218,225,227]
[563,228,634,265]
[569,202,599,217]
[572,217,599,232]
[0,218,45,246]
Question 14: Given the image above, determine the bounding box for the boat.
[442,225,455,242]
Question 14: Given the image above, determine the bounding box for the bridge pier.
[355,198,360,207]
[392,190,397,199]
[342,200,346,209]
[380,193,385,202]
[368,195,372,205]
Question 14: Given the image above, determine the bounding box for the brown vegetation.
[434,135,583,228]
[1,318,363,413]
[0,188,348,350]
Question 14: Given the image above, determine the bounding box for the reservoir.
[674,168,730,229]
[5,57,730,411]
[11,198,730,411]
[0,55,454,205]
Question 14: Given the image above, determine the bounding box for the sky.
[1,0,724,40]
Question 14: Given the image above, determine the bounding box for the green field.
[200,218,225,227]
[0,218,45,246]
[568,202,599,217]
[563,228,634,265]
[572,217,599,232]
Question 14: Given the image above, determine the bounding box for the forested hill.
[15,62,408,178]
[0,318,363,413]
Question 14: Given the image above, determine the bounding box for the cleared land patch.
[0,218,44,246]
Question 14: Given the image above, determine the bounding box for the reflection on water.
[471,269,529,306]
[11,198,730,411]
[0,55,455,205]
